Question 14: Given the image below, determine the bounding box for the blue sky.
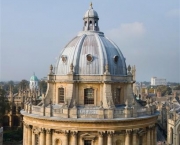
[0,0,179,82]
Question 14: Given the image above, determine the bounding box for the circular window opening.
[114,55,118,63]
[86,54,93,62]
[61,56,67,63]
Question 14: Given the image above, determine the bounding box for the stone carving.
[126,129,132,134]
[70,130,78,136]
[133,128,139,134]
[107,130,115,137]
[46,129,52,134]
[33,127,40,134]
[98,131,105,137]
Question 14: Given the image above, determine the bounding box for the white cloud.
[106,22,146,39]
[166,9,180,17]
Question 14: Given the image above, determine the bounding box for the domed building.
[29,73,39,91]
[21,4,158,145]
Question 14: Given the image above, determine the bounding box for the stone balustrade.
[23,102,157,119]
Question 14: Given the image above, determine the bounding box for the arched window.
[55,139,61,145]
[94,21,97,26]
[84,88,94,104]
[58,88,64,103]
[85,21,87,26]
[89,21,92,26]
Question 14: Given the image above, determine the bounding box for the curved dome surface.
[84,9,98,18]
[55,32,127,76]
[30,74,38,81]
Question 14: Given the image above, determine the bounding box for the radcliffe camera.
[0,1,179,145]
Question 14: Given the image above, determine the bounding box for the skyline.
[1,0,180,82]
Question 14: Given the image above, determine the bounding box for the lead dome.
[55,4,127,76]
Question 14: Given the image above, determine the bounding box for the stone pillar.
[146,127,151,145]
[142,132,147,145]
[46,129,52,145]
[125,129,132,145]
[24,124,29,145]
[40,128,46,145]
[71,130,78,145]
[154,126,157,145]
[132,128,139,145]
[150,125,155,144]
[23,123,27,145]
[98,131,105,145]
[32,131,36,145]
[27,125,32,145]
[107,130,114,145]
[62,130,69,145]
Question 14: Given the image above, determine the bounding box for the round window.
[86,54,93,62]
[114,55,118,63]
[61,56,67,63]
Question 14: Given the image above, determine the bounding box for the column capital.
[33,127,40,134]
[98,131,105,137]
[133,128,139,134]
[107,130,115,136]
[70,130,78,136]
[148,124,155,129]
[40,128,46,133]
[126,129,132,134]
[25,123,32,129]
[46,128,52,134]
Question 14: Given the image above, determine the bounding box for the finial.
[128,65,131,72]
[50,64,53,74]
[90,2,93,9]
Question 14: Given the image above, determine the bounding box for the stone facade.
[21,4,159,145]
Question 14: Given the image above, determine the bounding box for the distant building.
[3,74,42,129]
[29,73,39,91]
[0,127,3,145]
[151,77,167,86]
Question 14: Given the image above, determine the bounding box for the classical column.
[132,128,139,145]
[107,130,114,145]
[32,131,35,145]
[154,125,157,145]
[98,131,105,145]
[27,125,32,145]
[142,132,147,145]
[71,130,78,145]
[46,129,52,145]
[146,127,151,145]
[23,123,27,145]
[40,128,46,145]
[150,125,155,144]
[125,129,132,145]
[63,130,69,145]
